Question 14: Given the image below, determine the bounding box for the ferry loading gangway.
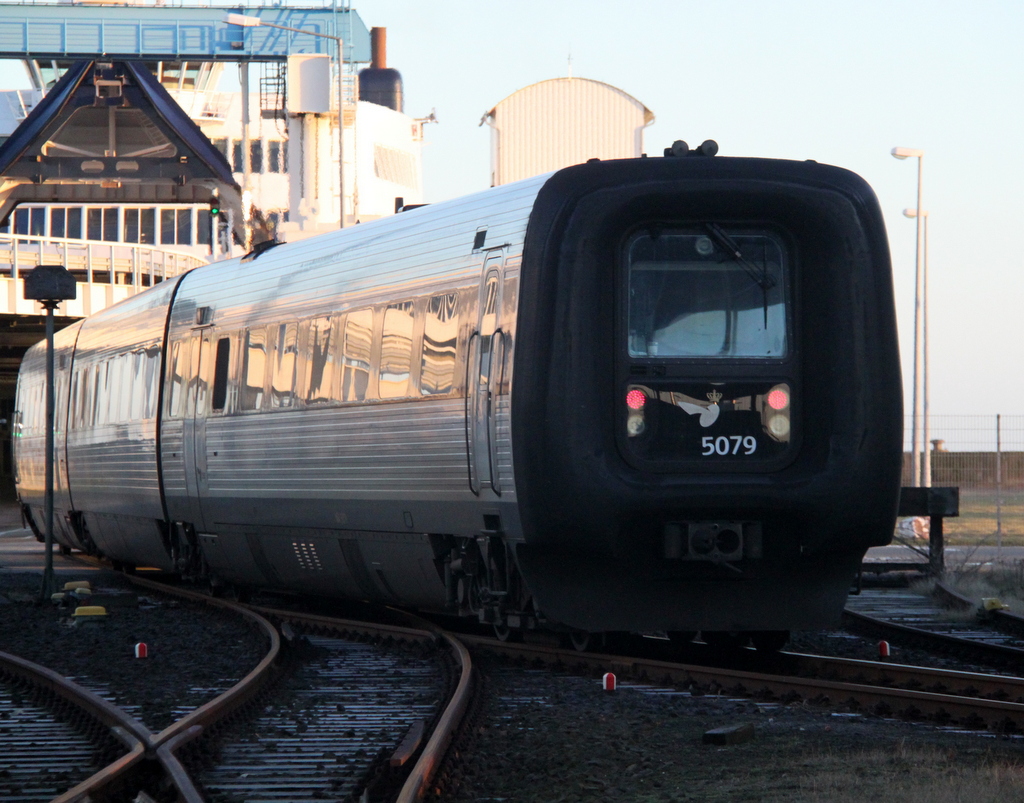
[0,2,370,64]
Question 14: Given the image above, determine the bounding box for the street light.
[904,207,930,488]
[23,265,76,602]
[891,146,925,486]
[225,13,347,229]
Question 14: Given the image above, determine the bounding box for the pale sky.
[2,0,1021,421]
[376,0,1024,421]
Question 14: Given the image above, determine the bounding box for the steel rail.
[248,602,444,645]
[47,563,471,801]
[935,579,1024,641]
[123,575,283,749]
[248,602,476,803]
[933,581,976,611]
[0,650,151,803]
[458,634,1024,732]
[842,607,1024,663]
[0,574,283,802]
[782,651,1024,701]
[396,633,473,803]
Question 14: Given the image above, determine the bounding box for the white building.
[483,76,654,187]
[0,52,428,269]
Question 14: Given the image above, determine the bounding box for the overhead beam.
[0,6,370,62]
[0,60,242,238]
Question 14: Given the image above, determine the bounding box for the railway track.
[184,634,445,803]
[10,560,1024,802]
[0,652,138,803]
[844,585,1024,667]
[457,632,1024,733]
[0,574,473,803]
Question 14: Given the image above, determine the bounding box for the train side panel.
[60,278,184,568]
[159,178,544,598]
[15,321,82,549]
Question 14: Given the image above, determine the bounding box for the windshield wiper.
[702,223,776,291]
[703,223,776,327]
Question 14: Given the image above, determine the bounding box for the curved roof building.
[483,76,654,186]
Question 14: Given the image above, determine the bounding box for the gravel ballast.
[0,571,268,732]
[5,552,1024,801]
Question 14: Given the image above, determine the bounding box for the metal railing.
[0,233,206,287]
[3,89,39,121]
[0,0,345,7]
[901,415,1024,547]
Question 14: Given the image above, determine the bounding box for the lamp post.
[891,146,924,486]
[903,207,930,487]
[23,265,76,602]
[226,13,347,229]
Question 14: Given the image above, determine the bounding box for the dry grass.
[665,740,1024,803]
[940,561,1024,617]
[767,743,1024,802]
[937,490,1024,546]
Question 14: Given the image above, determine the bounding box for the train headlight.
[767,414,790,438]
[767,388,789,410]
[760,382,792,443]
[626,385,653,438]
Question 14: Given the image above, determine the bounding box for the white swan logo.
[677,390,722,428]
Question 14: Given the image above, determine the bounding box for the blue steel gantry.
[0,3,370,63]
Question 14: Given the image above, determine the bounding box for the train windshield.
[626,229,788,358]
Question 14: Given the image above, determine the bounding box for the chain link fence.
[902,415,1024,545]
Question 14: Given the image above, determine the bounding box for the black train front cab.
[512,156,903,633]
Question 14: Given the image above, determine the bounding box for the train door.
[53,339,78,543]
[180,331,210,531]
[467,251,506,495]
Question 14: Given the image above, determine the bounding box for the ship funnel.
[359,26,403,112]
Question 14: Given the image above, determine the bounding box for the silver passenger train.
[15,148,903,648]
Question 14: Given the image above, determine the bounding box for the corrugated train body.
[15,155,903,647]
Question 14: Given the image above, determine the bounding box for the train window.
[240,328,267,411]
[95,360,111,425]
[421,293,459,395]
[380,302,414,399]
[270,323,298,408]
[143,344,161,419]
[122,354,135,421]
[212,338,231,412]
[481,274,499,337]
[108,357,124,423]
[69,369,81,429]
[341,309,373,401]
[626,229,788,359]
[77,367,89,429]
[166,341,186,418]
[128,352,144,421]
[90,363,103,427]
[303,316,335,405]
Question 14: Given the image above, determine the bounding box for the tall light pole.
[24,265,76,602]
[226,13,347,229]
[904,207,930,487]
[891,147,924,486]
